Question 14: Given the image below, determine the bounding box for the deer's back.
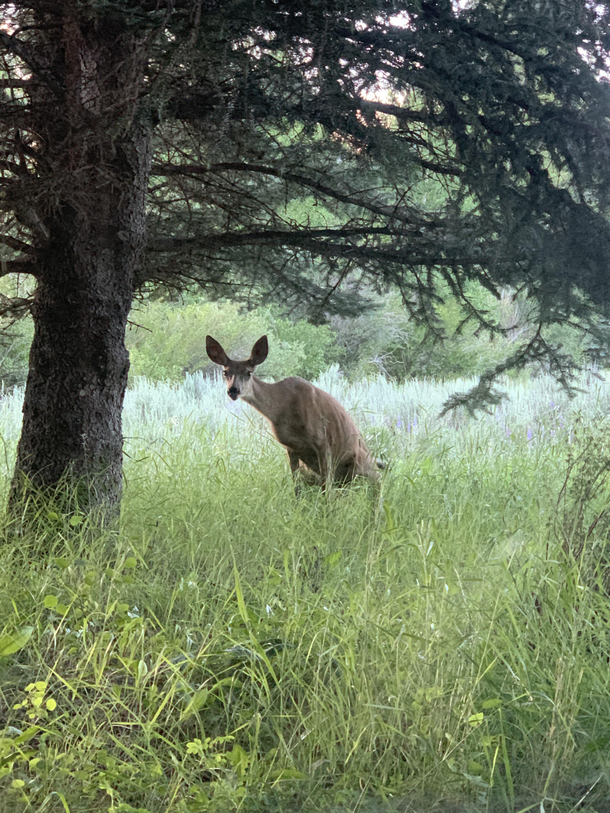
[270,378,376,478]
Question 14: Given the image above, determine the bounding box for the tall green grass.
[2,371,610,812]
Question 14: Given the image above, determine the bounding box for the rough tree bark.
[8,8,152,518]
[10,135,151,514]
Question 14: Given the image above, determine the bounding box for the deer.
[206,334,381,490]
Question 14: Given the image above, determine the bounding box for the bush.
[0,280,598,391]
[0,275,34,389]
[329,289,509,381]
[126,299,336,382]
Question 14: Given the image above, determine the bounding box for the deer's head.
[206,335,269,401]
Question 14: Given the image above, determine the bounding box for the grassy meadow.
[2,368,610,812]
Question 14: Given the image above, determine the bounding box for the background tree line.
[0,282,602,389]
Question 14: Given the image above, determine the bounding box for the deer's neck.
[242,376,280,423]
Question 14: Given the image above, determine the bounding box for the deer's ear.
[250,335,269,367]
[206,335,230,366]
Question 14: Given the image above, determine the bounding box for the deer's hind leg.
[288,450,324,495]
[287,450,300,476]
[287,450,302,496]
[313,446,333,492]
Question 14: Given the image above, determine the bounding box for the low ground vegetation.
[1,370,610,811]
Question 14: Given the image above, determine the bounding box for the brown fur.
[206,334,379,488]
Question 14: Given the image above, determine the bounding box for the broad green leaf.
[13,726,39,745]
[0,627,33,657]
[227,744,250,778]
[180,688,210,721]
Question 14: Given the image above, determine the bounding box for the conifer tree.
[1,0,610,513]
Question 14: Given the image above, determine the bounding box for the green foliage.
[330,289,512,381]
[1,373,610,810]
[0,319,32,389]
[126,291,513,385]
[0,286,599,391]
[127,299,336,382]
[0,627,33,657]
[0,277,34,389]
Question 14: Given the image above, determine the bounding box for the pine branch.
[439,327,581,416]
[151,162,447,227]
[0,259,38,278]
[0,31,65,99]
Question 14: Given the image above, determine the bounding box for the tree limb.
[0,30,65,99]
[0,259,38,278]
[151,162,447,227]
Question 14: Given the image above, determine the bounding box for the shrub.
[126,299,336,382]
[329,289,509,381]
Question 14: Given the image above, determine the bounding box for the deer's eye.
[223,370,230,378]
[247,371,252,378]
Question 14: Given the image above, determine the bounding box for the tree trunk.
[6,8,154,521]
[10,128,151,517]
[9,131,152,518]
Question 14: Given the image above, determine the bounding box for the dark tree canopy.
[1,0,610,510]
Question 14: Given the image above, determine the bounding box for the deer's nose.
[228,386,240,400]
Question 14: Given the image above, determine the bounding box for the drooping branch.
[0,235,35,255]
[0,293,33,318]
[439,326,580,416]
[148,225,430,252]
[0,78,33,89]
